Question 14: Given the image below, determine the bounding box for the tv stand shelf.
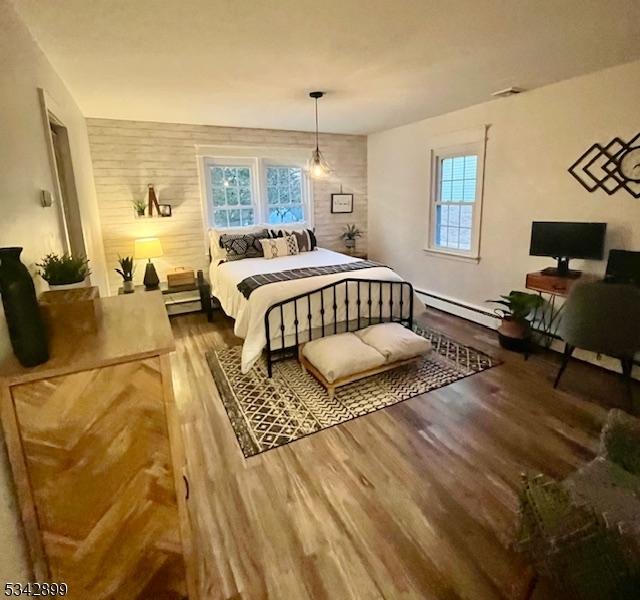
[526,271,596,297]
[525,271,600,350]
[540,266,582,279]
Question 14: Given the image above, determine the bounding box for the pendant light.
[307,91,331,179]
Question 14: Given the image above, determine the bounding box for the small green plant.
[37,253,90,285]
[115,255,135,282]
[487,291,544,323]
[132,198,147,216]
[341,224,362,241]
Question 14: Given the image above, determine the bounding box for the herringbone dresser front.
[0,293,195,599]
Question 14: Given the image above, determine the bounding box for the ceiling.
[12,0,640,134]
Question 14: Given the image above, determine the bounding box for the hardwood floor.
[169,308,635,600]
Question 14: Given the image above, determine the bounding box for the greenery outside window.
[202,154,311,229]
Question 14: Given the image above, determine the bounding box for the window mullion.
[254,158,264,225]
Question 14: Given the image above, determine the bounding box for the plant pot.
[0,247,49,367]
[48,278,90,291]
[344,239,356,250]
[497,317,531,352]
[497,333,531,352]
[122,280,135,294]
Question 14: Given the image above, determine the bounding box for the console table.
[0,293,195,599]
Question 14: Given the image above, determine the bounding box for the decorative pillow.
[219,229,268,261]
[354,322,432,362]
[209,226,265,263]
[259,234,299,259]
[269,228,317,251]
[302,333,386,383]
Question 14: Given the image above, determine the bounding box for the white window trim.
[261,159,312,229]
[197,145,314,236]
[202,156,261,226]
[424,127,488,262]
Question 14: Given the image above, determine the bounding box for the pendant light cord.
[315,97,319,151]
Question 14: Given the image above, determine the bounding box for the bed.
[209,246,422,373]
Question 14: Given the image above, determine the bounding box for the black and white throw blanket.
[237,259,384,298]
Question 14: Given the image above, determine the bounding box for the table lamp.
[134,237,163,290]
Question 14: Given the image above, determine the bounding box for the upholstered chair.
[554,282,640,403]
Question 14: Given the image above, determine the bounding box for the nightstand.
[118,269,213,321]
[347,251,368,260]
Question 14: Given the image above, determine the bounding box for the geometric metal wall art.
[568,132,640,198]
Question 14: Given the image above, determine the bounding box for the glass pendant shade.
[308,91,331,179]
[308,147,330,179]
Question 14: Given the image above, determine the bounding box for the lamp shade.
[307,147,331,179]
[134,237,163,260]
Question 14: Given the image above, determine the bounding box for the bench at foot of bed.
[298,322,431,399]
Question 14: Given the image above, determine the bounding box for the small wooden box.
[40,286,100,305]
[167,268,195,288]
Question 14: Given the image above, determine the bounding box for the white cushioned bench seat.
[301,324,432,392]
[355,322,432,362]
[301,332,386,383]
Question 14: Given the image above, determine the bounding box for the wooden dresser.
[0,293,194,599]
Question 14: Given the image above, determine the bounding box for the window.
[201,153,311,230]
[210,165,256,228]
[265,166,304,225]
[435,155,477,251]
[426,133,486,260]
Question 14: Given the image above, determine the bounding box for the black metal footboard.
[264,278,414,377]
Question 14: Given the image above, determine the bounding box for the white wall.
[368,59,640,373]
[0,0,107,580]
[86,119,367,293]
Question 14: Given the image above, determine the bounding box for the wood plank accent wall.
[86,119,367,294]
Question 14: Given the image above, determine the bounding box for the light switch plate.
[41,190,53,207]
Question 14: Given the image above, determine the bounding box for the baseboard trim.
[415,288,499,330]
[416,287,639,380]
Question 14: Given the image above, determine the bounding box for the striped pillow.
[260,235,299,259]
[269,228,317,252]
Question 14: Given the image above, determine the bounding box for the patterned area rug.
[206,326,499,458]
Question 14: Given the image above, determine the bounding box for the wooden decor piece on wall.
[147,184,161,216]
[568,132,640,198]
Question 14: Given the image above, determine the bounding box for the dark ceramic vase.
[0,247,49,367]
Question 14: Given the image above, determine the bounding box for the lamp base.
[143,261,160,290]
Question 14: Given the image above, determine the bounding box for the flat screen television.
[529,221,607,276]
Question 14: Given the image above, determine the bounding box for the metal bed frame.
[264,278,414,377]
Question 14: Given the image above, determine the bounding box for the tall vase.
[0,247,49,367]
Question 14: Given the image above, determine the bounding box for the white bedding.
[210,248,421,372]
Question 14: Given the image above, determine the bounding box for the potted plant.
[487,290,544,352]
[341,224,362,253]
[115,255,135,293]
[37,253,91,290]
[132,198,147,218]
